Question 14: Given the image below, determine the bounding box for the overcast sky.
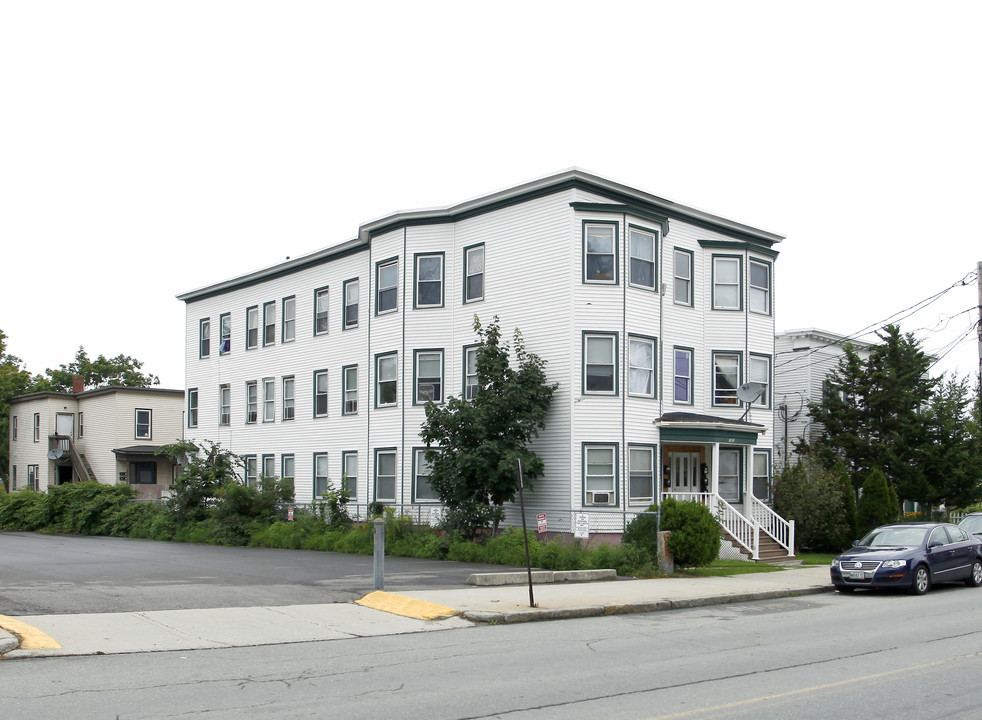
[2,1,979,391]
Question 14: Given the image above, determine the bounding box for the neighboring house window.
[28,464,39,491]
[342,450,357,498]
[199,318,210,358]
[220,313,231,354]
[314,287,329,335]
[260,299,272,344]
[628,336,656,398]
[313,370,329,418]
[78,412,83,438]
[219,385,231,426]
[674,248,693,306]
[246,382,258,423]
[584,444,617,506]
[281,454,294,483]
[463,345,479,399]
[374,449,396,502]
[376,353,398,407]
[674,348,693,404]
[584,333,617,394]
[749,259,771,315]
[719,448,742,502]
[753,450,771,501]
[628,446,655,505]
[629,228,656,290]
[313,453,329,499]
[282,377,295,421]
[263,378,275,422]
[376,258,398,314]
[135,409,152,439]
[243,455,258,487]
[282,296,296,342]
[33,413,40,442]
[583,223,617,283]
[262,454,275,479]
[713,352,741,406]
[343,279,358,330]
[464,244,484,303]
[414,350,443,404]
[414,448,439,502]
[246,306,259,349]
[134,462,156,484]
[415,253,444,308]
[750,355,771,407]
[342,365,358,415]
[11,415,16,441]
[713,256,742,310]
[188,389,198,428]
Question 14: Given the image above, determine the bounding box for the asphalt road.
[0,532,526,615]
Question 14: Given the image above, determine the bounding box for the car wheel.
[966,560,982,588]
[910,564,930,595]
[835,584,855,593]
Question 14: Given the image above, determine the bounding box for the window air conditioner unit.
[587,492,613,505]
[344,400,357,414]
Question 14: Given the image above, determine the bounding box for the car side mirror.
[852,540,859,547]
[928,540,943,549]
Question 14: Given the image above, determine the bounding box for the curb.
[459,585,833,624]
[0,629,19,656]
[466,569,617,586]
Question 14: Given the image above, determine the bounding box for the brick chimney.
[72,375,84,394]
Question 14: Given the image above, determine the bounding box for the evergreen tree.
[856,468,900,533]
[920,376,982,511]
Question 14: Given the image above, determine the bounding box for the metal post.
[516,458,536,608]
[373,517,385,590]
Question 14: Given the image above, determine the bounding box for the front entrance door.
[57,465,73,484]
[669,452,701,494]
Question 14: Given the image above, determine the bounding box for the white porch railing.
[665,491,760,560]
[750,495,795,555]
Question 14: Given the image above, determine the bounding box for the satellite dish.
[47,448,64,460]
[736,382,764,404]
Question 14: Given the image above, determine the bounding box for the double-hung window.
[33,413,40,442]
[220,313,231,354]
[314,453,329,499]
[243,455,258,487]
[376,353,398,407]
[28,464,39,491]
[584,444,617,506]
[713,352,741,406]
[245,382,258,423]
[749,259,771,315]
[314,287,329,335]
[219,385,231,426]
[199,319,210,358]
[376,259,398,314]
[78,413,84,437]
[415,253,444,308]
[414,350,443,404]
[313,370,329,417]
[628,336,656,398]
[584,223,617,283]
[342,365,358,415]
[464,244,484,303]
[188,389,198,428]
[262,378,275,422]
[282,377,295,420]
[674,249,693,306]
[628,446,655,505]
[750,355,770,407]
[281,455,294,483]
[374,449,396,502]
[11,416,16,441]
[414,448,439,502]
[719,448,742,502]
[463,345,479,399]
[342,451,357,498]
[673,348,693,404]
[713,256,742,310]
[262,454,275,480]
[246,306,259,349]
[753,450,771,501]
[263,301,276,345]
[343,279,358,329]
[584,333,617,394]
[282,296,296,342]
[629,228,656,290]
[135,409,152,439]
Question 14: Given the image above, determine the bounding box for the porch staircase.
[722,527,795,563]
[78,453,97,483]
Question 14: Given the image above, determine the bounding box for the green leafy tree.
[44,346,159,391]
[156,440,240,524]
[420,316,557,538]
[772,460,856,552]
[856,468,900,533]
[0,330,47,490]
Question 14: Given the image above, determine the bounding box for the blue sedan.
[831,523,982,595]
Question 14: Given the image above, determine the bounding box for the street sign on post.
[516,458,537,608]
[536,513,548,533]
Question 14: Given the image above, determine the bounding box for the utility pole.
[977,261,981,404]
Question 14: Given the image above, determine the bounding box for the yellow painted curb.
[356,591,457,620]
[0,615,62,650]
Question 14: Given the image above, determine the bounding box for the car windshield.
[859,527,929,547]
[960,516,982,534]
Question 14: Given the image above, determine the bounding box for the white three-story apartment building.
[179,169,792,559]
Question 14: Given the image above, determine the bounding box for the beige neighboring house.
[7,381,185,499]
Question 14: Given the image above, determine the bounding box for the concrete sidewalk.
[0,565,832,659]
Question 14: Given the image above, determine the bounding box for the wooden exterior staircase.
[722,526,796,563]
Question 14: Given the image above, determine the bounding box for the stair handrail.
[712,494,760,560]
[66,439,94,483]
[749,495,795,554]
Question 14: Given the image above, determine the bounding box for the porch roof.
[112,445,166,458]
[655,412,766,445]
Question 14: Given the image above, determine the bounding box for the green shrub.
[773,460,856,552]
[0,489,48,530]
[661,497,720,568]
[857,468,900,533]
[622,506,659,558]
